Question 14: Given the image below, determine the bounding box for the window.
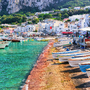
[37,0,41,2]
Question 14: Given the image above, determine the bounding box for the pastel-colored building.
[74,7,81,10]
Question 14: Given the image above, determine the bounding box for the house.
[60,8,69,11]
[69,15,83,21]
[84,6,90,10]
[77,14,89,28]
[68,23,78,32]
[74,7,81,10]
[14,25,35,33]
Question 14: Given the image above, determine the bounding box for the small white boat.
[59,58,69,62]
[5,41,11,46]
[52,50,81,58]
[0,41,8,49]
[69,56,90,67]
[53,41,72,47]
[58,52,90,63]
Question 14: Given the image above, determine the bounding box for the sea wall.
[22,40,54,90]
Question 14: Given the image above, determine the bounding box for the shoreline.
[22,40,54,90]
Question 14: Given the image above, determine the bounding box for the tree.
[28,21,32,24]
[63,13,69,18]
[43,14,52,19]
[32,18,39,24]
[58,13,62,20]
[75,18,79,21]
[22,16,27,22]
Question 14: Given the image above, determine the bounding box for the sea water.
[0,40,48,90]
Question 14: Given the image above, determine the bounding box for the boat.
[79,62,90,73]
[52,50,81,58]
[53,41,72,47]
[69,56,90,67]
[2,38,11,41]
[58,52,90,63]
[5,41,11,46]
[0,41,8,49]
[86,68,90,77]
[11,39,20,42]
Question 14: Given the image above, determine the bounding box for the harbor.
[22,36,90,90]
[1,16,90,90]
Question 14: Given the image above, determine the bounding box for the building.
[84,6,90,10]
[60,8,69,11]
[74,7,81,10]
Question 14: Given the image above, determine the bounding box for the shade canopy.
[62,32,73,34]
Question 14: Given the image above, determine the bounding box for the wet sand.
[22,39,90,90]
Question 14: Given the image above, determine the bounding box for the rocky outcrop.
[0,0,55,14]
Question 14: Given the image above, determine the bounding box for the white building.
[60,8,69,11]
[84,6,90,10]
[14,25,35,32]
[69,15,83,21]
[77,14,89,29]
[68,23,78,32]
[74,7,81,10]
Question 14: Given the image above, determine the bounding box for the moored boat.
[0,41,8,49]
[86,68,90,77]
[11,39,20,42]
[69,56,90,67]
[5,41,11,46]
[57,52,90,58]
[79,62,90,73]
[3,38,11,41]
[58,52,90,63]
[52,50,81,58]
[53,41,72,47]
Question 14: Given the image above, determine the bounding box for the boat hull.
[3,39,11,41]
[86,70,90,77]
[52,50,81,58]
[59,58,69,62]
[69,60,90,67]
[5,41,11,46]
[12,39,20,42]
[79,64,90,73]
[0,44,6,49]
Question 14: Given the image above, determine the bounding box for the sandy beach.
[22,39,90,90]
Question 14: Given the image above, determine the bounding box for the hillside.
[0,0,90,15]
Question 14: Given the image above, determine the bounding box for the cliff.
[0,0,90,14]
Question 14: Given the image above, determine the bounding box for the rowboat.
[52,50,81,58]
[5,41,11,46]
[3,38,11,41]
[0,41,8,49]
[79,62,90,73]
[86,68,90,77]
[11,39,20,42]
[58,52,90,63]
[53,41,72,47]
[69,56,90,67]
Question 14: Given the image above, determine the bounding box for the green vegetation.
[32,18,39,24]
[38,14,52,20]
[43,0,90,10]
[51,8,90,20]
[0,14,27,24]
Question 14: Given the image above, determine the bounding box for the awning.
[62,32,73,34]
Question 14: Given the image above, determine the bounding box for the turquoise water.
[0,40,48,90]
